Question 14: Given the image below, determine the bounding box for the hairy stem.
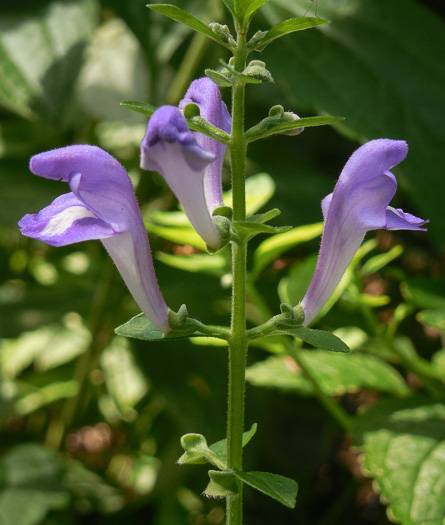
[226,30,248,525]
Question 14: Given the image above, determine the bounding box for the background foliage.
[1,0,444,524]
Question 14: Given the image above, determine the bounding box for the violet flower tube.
[300,139,428,326]
[141,78,231,251]
[18,145,170,333]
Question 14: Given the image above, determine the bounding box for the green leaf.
[263,0,445,245]
[281,326,350,353]
[252,222,323,276]
[209,423,258,466]
[146,221,206,250]
[244,115,343,142]
[220,0,236,17]
[232,220,291,242]
[178,434,226,469]
[359,245,404,277]
[232,469,298,508]
[246,351,410,397]
[115,313,210,342]
[120,100,157,117]
[244,0,271,24]
[353,396,445,525]
[416,310,445,333]
[0,444,69,525]
[401,278,445,310]
[156,252,227,278]
[204,470,238,498]
[249,17,328,51]
[147,4,231,49]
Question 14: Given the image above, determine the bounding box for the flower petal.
[300,139,427,326]
[30,145,138,231]
[141,106,223,250]
[18,193,115,247]
[179,78,231,212]
[22,146,169,333]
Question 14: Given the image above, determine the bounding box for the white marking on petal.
[41,206,98,237]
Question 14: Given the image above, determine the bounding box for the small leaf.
[120,100,157,117]
[244,0,270,24]
[282,326,350,353]
[252,222,323,276]
[205,69,232,87]
[178,434,225,469]
[232,220,291,242]
[232,469,298,508]
[115,313,209,342]
[249,17,328,51]
[204,470,238,498]
[209,423,258,466]
[245,116,343,142]
[147,4,232,49]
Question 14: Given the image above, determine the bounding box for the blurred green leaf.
[232,469,298,508]
[247,351,410,396]
[264,0,445,244]
[353,396,445,525]
[416,310,445,333]
[100,337,149,413]
[0,0,96,120]
[0,315,90,379]
[156,252,227,277]
[401,278,445,310]
[0,444,69,525]
[252,222,322,276]
[147,4,231,49]
[249,17,328,50]
[359,244,404,277]
[14,380,78,415]
[278,255,316,305]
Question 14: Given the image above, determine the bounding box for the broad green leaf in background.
[246,351,410,396]
[263,0,445,245]
[353,396,445,525]
[0,444,69,525]
[0,0,96,120]
[156,252,227,278]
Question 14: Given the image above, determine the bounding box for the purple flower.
[300,139,428,326]
[140,78,231,251]
[18,145,169,333]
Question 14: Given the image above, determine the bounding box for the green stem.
[226,30,248,525]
